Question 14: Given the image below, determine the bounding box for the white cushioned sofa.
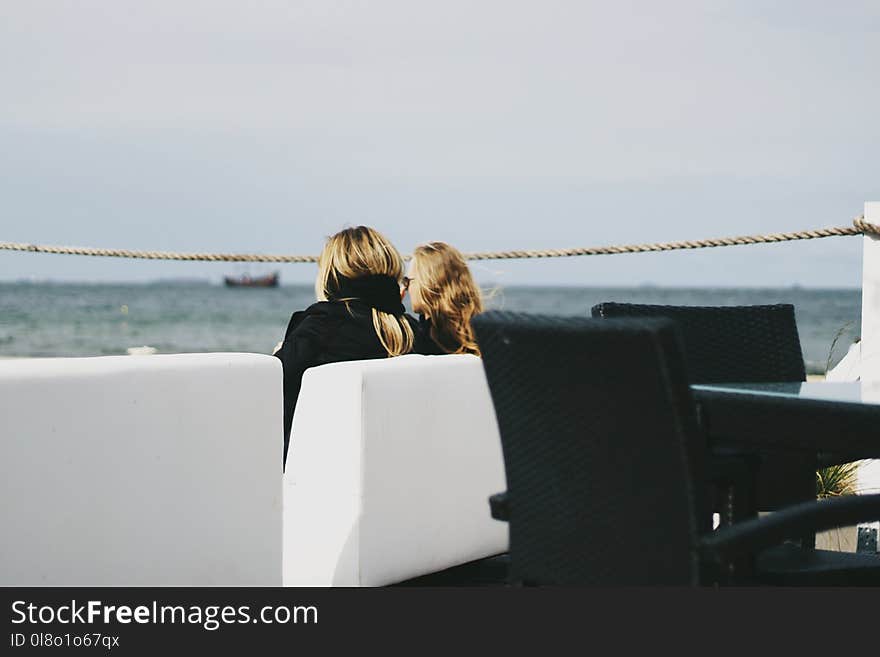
[0,352,507,586]
[285,353,508,585]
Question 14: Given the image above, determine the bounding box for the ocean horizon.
[0,281,862,374]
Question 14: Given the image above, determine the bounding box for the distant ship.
[223,271,280,288]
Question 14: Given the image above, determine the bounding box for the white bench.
[285,354,508,585]
[0,352,507,586]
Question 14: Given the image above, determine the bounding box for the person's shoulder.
[276,303,340,360]
[284,301,336,337]
[403,312,425,337]
[302,300,338,315]
[407,313,446,355]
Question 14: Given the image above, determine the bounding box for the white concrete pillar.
[859,202,880,500]
[860,201,880,380]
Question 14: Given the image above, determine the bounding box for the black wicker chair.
[473,312,880,585]
[590,303,806,384]
[590,302,826,524]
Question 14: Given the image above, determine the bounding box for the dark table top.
[693,382,874,404]
[690,382,880,457]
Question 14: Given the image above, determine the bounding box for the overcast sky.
[1,1,878,286]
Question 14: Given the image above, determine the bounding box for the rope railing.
[2,216,878,263]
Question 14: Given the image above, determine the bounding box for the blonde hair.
[411,242,483,356]
[316,226,414,356]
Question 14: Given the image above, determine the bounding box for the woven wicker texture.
[473,312,705,585]
[591,303,806,384]
[591,302,812,512]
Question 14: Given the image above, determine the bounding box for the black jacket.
[275,300,432,468]
[418,314,454,355]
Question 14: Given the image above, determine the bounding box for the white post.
[860,201,880,381]
[859,201,880,500]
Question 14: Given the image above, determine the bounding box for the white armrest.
[284,354,508,586]
[0,353,283,585]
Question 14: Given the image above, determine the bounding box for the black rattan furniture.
[691,381,880,584]
[692,382,880,458]
[392,555,510,586]
[590,302,815,521]
[473,312,880,585]
[590,303,806,384]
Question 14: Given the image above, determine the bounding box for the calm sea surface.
[0,282,861,374]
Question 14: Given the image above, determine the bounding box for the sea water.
[0,282,860,374]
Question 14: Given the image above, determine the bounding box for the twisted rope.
[0,243,319,263]
[2,217,878,263]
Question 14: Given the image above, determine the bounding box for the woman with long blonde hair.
[403,242,483,356]
[274,226,430,468]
